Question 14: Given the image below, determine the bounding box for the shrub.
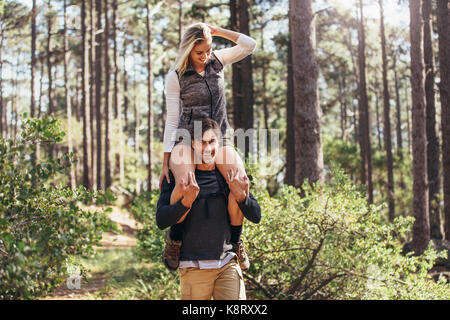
[131,160,449,300]
[244,163,449,299]
[129,190,180,299]
[0,115,113,299]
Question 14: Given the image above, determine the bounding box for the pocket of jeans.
[180,282,192,300]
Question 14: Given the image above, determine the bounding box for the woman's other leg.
[215,145,247,227]
[169,143,195,219]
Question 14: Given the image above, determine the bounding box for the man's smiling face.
[192,129,219,165]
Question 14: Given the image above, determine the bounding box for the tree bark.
[437,0,450,241]
[46,0,53,116]
[230,0,254,159]
[30,0,38,187]
[64,0,76,189]
[146,0,154,192]
[38,56,44,119]
[82,0,91,189]
[95,0,103,190]
[31,0,37,118]
[289,0,324,190]
[134,49,140,195]
[90,0,96,190]
[374,83,382,150]
[285,34,295,186]
[104,0,112,190]
[122,43,129,133]
[423,0,443,239]
[393,53,406,191]
[46,0,55,159]
[393,53,403,156]
[112,0,124,185]
[178,0,183,46]
[409,0,430,254]
[379,0,395,222]
[357,0,373,204]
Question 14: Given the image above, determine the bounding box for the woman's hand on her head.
[206,24,218,36]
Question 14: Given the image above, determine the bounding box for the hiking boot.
[162,229,182,271]
[232,240,250,271]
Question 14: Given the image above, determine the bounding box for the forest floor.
[41,206,143,300]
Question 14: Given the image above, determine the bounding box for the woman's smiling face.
[189,40,212,68]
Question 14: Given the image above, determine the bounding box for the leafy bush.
[131,159,449,300]
[244,163,449,300]
[0,115,113,299]
[323,134,415,220]
[129,190,180,299]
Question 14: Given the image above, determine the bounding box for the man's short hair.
[190,118,221,141]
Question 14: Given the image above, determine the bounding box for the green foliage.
[129,190,180,299]
[244,164,449,299]
[323,134,416,221]
[132,161,449,300]
[0,115,114,300]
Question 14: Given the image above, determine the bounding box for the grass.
[74,248,180,300]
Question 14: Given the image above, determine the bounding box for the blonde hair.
[171,22,212,77]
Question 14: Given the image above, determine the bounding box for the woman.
[159,22,257,269]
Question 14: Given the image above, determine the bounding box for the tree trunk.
[178,0,183,45]
[345,29,359,146]
[31,0,37,118]
[339,76,348,141]
[289,0,324,190]
[46,1,53,116]
[104,0,112,190]
[285,36,295,186]
[95,0,103,190]
[112,0,124,185]
[423,0,443,239]
[90,0,96,190]
[357,0,373,204]
[393,53,406,191]
[437,0,450,241]
[393,53,403,156]
[230,0,254,159]
[122,44,129,133]
[374,84,382,150]
[146,1,154,192]
[405,83,412,155]
[46,0,55,159]
[64,0,76,189]
[134,51,140,195]
[379,0,395,222]
[81,0,91,189]
[409,0,430,254]
[38,56,44,119]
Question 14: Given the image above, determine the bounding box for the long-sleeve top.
[163,34,257,153]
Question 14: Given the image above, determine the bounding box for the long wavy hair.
[171,22,212,77]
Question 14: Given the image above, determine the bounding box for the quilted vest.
[176,52,231,140]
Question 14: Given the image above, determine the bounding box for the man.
[155,118,261,300]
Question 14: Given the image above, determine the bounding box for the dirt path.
[42,206,140,300]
